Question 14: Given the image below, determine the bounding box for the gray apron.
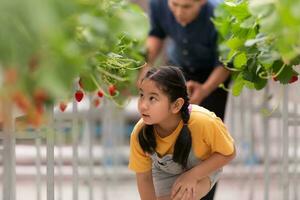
[151,150,222,197]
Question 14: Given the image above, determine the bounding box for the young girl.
[129,66,235,200]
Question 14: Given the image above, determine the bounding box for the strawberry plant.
[213,0,299,96]
[0,0,148,125]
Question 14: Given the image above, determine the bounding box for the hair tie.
[188,104,192,114]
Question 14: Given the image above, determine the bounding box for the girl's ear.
[171,98,184,114]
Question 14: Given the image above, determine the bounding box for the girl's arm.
[171,148,236,199]
[189,148,236,180]
[136,170,156,200]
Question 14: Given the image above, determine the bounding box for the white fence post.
[2,100,16,200]
[47,107,55,200]
[281,85,289,200]
[72,98,79,200]
[263,86,270,200]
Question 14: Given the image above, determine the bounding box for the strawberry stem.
[96,66,127,81]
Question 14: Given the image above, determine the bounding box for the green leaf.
[232,73,245,96]
[234,52,247,69]
[80,73,98,92]
[240,16,257,28]
[277,67,296,84]
[257,51,280,69]
[242,69,254,82]
[224,1,251,21]
[254,77,267,90]
[249,1,274,18]
[226,37,245,50]
[215,0,300,95]
[212,18,230,38]
[245,36,267,47]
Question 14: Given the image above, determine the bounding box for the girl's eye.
[149,96,157,101]
[139,93,144,97]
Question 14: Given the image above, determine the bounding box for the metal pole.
[57,122,64,200]
[88,95,94,200]
[247,89,254,200]
[35,132,42,200]
[2,100,16,200]
[282,85,289,200]
[296,122,299,200]
[293,103,298,200]
[101,99,110,200]
[72,99,79,200]
[263,85,270,200]
[47,107,55,200]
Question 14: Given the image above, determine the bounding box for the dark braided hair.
[138,66,191,168]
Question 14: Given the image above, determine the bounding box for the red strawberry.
[59,102,67,112]
[108,85,116,96]
[75,90,84,102]
[289,75,298,84]
[97,90,104,98]
[93,98,100,107]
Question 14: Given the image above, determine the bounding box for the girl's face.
[138,79,174,125]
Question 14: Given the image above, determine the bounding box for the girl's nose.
[139,99,148,111]
[141,101,148,110]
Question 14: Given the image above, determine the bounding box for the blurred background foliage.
[0,0,148,125]
[213,0,299,96]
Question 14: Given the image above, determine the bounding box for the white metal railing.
[0,95,129,200]
[225,81,300,200]
[0,82,299,200]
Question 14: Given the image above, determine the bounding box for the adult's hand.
[186,80,209,105]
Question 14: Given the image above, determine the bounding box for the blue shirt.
[149,0,220,75]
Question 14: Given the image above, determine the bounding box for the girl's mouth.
[142,114,150,118]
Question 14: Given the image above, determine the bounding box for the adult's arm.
[146,36,164,66]
[202,65,230,96]
[137,36,164,86]
[188,66,230,104]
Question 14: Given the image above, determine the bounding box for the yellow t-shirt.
[128,105,235,173]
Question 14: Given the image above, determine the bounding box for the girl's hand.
[170,170,197,200]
